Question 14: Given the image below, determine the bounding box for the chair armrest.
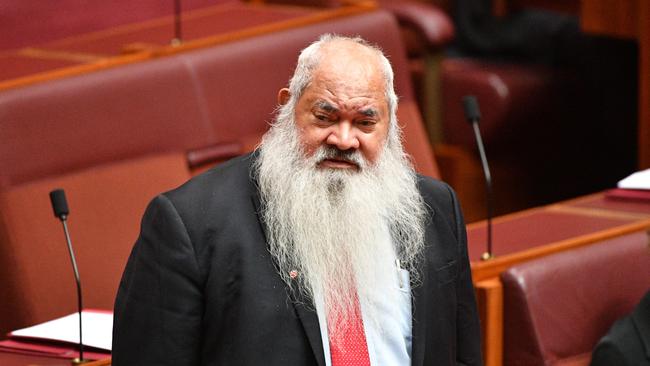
[378,0,454,50]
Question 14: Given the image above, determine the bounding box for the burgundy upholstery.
[180,9,439,177]
[0,154,191,336]
[0,57,213,188]
[501,232,650,366]
[0,8,439,337]
[0,0,229,50]
[377,0,454,55]
[440,57,560,147]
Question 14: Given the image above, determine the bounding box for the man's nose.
[326,122,360,150]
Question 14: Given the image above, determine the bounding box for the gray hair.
[285,34,400,142]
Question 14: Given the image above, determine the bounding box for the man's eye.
[358,120,375,127]
[315,114,329,121]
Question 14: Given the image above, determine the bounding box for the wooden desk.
[0,352,110,366]
[0,1,375,91]
[468,191,650,366]
[85,358,111,366]
[0,352,72,366]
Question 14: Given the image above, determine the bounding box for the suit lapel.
[410,266,428,366]
[288,286,327,366]
[631,292,650,360]
[249,169,326,366]
[411,184,437,366]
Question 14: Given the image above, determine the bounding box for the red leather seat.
[501,232,650,366]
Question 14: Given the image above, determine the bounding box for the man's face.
[279,51,390,170]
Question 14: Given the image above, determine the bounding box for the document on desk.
[9,309,113,351]
[618,168,650,190]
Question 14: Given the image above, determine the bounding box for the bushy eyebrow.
[359,108,378,117]
[315,101,338,113]
[315,101,378,118]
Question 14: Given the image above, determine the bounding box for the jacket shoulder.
[417,175,457,211]
[164,153,257,206]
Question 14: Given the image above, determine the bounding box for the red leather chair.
[501,232,650,366]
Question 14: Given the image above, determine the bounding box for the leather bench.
[501,231,650,366]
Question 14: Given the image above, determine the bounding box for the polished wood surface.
[84,358,112,366]
[468,192,650,281]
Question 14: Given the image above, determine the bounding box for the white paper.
[10,310,113,351]
[617,168,650,190]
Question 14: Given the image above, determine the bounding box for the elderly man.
[112,34,482,366]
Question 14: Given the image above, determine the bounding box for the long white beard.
[253,103,427,335]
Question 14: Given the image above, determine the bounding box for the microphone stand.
[472,121,494,260]
[172,0,183,46]
[462,96,494,260]
[50,190,88,365]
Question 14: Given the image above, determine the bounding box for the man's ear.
[277,88,291,106]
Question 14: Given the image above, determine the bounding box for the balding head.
[276,35,402,167]
[283,34,399,134]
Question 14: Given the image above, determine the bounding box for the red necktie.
[327,293,371,366]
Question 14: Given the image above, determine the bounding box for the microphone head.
[462,95,481,123]
[49,189,69,219]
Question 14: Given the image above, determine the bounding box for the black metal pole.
[61,219,84,363]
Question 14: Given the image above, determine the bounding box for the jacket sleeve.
[112,194,204,366]
[590,341,627,366]
[447,185,484,366]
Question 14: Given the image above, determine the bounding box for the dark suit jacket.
[112,153,483,366]
[590,290,650,366]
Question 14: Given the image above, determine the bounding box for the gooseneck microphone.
[49,189,88,365]
[462,96,494,260]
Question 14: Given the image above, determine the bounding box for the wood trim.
[41,2,247,49]
[0,52,151,91]
[156,3,376,56]
[17,48,105,63]
[470,220,650,281]
[0,4,375,92]
[581,0,638,39]
[639,0,650,167]
[545,204,650,221]
[83,358,112,366]
[475,278,503,366]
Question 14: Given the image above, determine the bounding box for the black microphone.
[462,96,494,260]
[49,189,88,365]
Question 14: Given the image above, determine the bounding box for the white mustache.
[313,146,366,169]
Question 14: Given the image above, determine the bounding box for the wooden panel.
[475,279,503,366]
[639,0,650,167]
[581,0,638,39]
